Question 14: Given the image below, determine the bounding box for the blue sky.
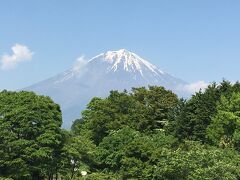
[1,0,240,90]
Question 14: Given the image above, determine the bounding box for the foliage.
[0,91,64,179]
[73,86,179,144]
[2,82,240,179]
[207,93,240,151]
[83,172,117,180]
[60,132,97,179]
[131,86,179,130]
[169,81,240,142]
[150,141,240,180]
[96,128,240,179]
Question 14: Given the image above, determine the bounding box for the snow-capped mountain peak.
[54,49,165,84]
[89,49,164,76]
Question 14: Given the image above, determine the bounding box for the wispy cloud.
[1,44,33,70]
[178,81,209,94]
[72,55,88,71]
[54,56,88,84]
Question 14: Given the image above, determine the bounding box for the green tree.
[73,86,179,144]
[96,127,240,179]
[83,172,117,180]
[0,91,64,179]
[207,93,240,151]
[132,86,179,131]
[97,127,141,172]
[60,133,96,179]
[97,127,177,179]
[170,81,240,142]
[150,141,240,180]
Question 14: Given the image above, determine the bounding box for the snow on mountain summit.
[56,49,165,84]
[89,49,164,76]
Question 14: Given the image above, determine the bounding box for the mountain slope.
[24,49,188,128]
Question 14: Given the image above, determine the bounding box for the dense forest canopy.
[1,80,240,179]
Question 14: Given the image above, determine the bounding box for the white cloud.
[72,55,88,71]
[1,44,33,70]
[54,56,88,84]
[178,81,209,94]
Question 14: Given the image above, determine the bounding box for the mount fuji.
[24,49,188,128]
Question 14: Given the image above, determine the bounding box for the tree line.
[0,80,240,179]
